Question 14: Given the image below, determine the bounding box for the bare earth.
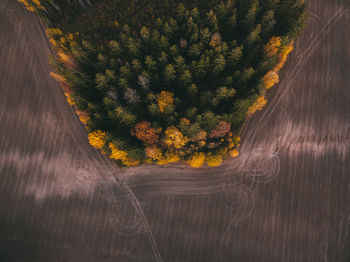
[0,0,349,261]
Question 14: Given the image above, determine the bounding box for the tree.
[247,96,267,115]
[114,106,137,127]
[88,130,106,149]
[157,152,180,165]
[164,126,188,149]
[137,73,150,90]
[246,24,261,45]
[132,121,159,145]
[264,71,279,89]
[180,70,192,85]
[275,41,294,70]
[187,83,198,97]
[109,142,127,161]
[209,121,231,138]
[158,91,174,112]
[264,36,282,57]
[187,152,205,168]
[198,111,219,131]
[145,145,162,160]
[206,10,219,31]
[145,56,156,71]
[229,149,239,157]
[206,152,223,167]
[228,45,243,65]
[140,26,150,40]
[216,86,236,101]
[123,88,140,105]
[244,0,259,30]
[240,67,255,83]
[209,33,222,48]
[213,54,226,74]
[164,64,176,81]
[261,10,276,37]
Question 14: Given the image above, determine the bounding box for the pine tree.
[246,24,261,45]
[213,54,226,74]
[164,64,176,81]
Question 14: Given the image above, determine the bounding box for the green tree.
[164,64,176,81]
[213,54,226,74]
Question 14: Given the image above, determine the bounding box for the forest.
[18,0,307,167]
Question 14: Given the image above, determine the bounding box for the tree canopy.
[20,0,307,167]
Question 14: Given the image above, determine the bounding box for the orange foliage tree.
[76,110,90,124]
[264,36,282,57]
[50,72,65,83]
[247,96,267,116]
[158,91,174,112]
[132,121,159,145]
[88,130,106,149]
[229,149,239,158]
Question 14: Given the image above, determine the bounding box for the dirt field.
[0,0,349,261]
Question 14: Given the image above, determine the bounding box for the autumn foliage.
[132,121,159,145]
[264,71,280,90]
[109,142,127,161]
[31,0,305,167]
[206,153,224,167]
[187,152,206,168]
[17,0,43,12]
[264,36,282,57]
[145,146,162,160]
[247,96,267,115]
[88,130,106,149]
[158,91,174,112]
[247,96,267,116]
[209,121,231,138]
[164,126,188,149]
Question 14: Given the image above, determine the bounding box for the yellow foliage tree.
[45,28,63,37]
[158,91,174,112]
[264,36,282,57]
[145,146,162,160]
[123,158,140,166]
[164,126,188,149]
[109,142,127,161]
[247,96,267,116]
[157,152,180,165]
[206,153,223,167]
[187,152,205,168]
[64,92,75,106]
[264,71,279,89]
[88,130,106,149]
[275,41,294,71]
[18,0,43,12]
